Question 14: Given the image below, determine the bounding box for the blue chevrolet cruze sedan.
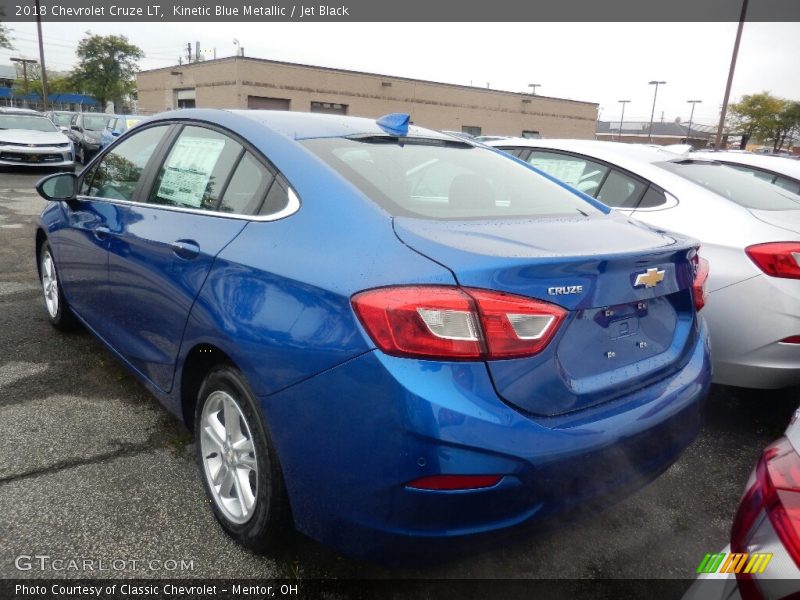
[34,109,711,559]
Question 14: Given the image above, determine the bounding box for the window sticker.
[528,158,586,186]
[157,136,226,207]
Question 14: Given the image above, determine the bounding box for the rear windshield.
[302,137,602,219]
[657,160,800,211]
[0,114,57,132]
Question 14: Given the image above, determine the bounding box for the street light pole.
[617,99,630,141]
[647,81,666,143]
[686,100,702,146]
[528,83,541,96]
[715,0,749,149]
[35,0,48,113]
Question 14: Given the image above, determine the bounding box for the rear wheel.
[195,366,291,552]
[39,241,78,330]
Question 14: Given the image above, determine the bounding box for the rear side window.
[85,125,170,201]
[526,150,610,198]
[637,185,668,209]
[219,152,274,215]
[260,174,290,215]
[149,126,242,211]
[658,161,800,211]
[595,170,646,208]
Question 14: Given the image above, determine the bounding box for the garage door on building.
[247,96,291,110]
[310,101,348,115]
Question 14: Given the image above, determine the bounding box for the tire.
[39,240,79,330]
[195,365,291,552]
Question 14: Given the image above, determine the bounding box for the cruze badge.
[634,268,665,288]
[548,285,584,296]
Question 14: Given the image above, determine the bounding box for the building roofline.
[138,56,599,108]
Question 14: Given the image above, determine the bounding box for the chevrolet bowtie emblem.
[634,268,665,288]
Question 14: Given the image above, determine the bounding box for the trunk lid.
[394,213,700,416]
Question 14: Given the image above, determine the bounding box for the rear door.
[102,124,272,392]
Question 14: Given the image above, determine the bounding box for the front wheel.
[195,366,291,552]
[39,241,78,330]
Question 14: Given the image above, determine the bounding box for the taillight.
[351,286,566,360]
[731,437,800,571]
[746,242,800,279]
[691,253,709,312]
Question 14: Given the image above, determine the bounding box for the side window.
[527,150,610,197]
[596,170,647,208]
[260,174,291,216]
[218,152,275,215]
[637,185,668,209]
[149,126,242,211]
[86,125,170,201]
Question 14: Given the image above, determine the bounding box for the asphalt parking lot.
[1,167,799,584]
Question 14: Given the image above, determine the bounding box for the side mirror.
[112,131,120,137]
[59,126,69,134]
[36,172,78,202]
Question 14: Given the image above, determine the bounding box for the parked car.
[691,151,800,195]
[684,407,800,600]
[44,110,76,131]
[34,109,711,560]
[0,108,74,169]
[65,112,114,164]
[487,138,800,389]
[99,115,145,149]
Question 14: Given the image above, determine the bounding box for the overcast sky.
[1,21,798,126]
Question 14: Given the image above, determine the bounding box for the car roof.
[226,109,454,141]
[0,107,42,115]
[691,151,800,179]
[485,137,690,166]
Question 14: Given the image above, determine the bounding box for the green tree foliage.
[70,33,143,109]
[0,23,13,50]
[769,101,800,152]
[729,92,784,147]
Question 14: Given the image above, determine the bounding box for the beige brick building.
[136,57,598,139]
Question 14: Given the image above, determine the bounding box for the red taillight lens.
[691,251,709,312]
[351,286,566,360]
[731,437,800,570]
[746,242,800,279]
[406,474,502,491]
[781,336,800,344]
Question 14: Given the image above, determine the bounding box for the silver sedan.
[486,138,800,389]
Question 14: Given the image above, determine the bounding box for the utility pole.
[186,42,192,63]
[617,100,631,142]
[35,0,48,112]
[686,100,702,146]
[10,57,38,105]
[647,80,666,143]
[528,83,541,96]
[715,0,749,149]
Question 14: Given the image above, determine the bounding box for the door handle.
[170,239,200,260]
[93,225,110,240]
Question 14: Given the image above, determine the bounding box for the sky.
[1,21,799,127]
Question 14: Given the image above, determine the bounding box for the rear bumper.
[704,275,800,388]
[261,322,711,560]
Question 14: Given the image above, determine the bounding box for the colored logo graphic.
[633,267,665,288]
[696,552,773,575]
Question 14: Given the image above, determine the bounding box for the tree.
[0,23,12,50]
[70,33,143,110]
[729,92,784,148]
[770,101,800,152]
